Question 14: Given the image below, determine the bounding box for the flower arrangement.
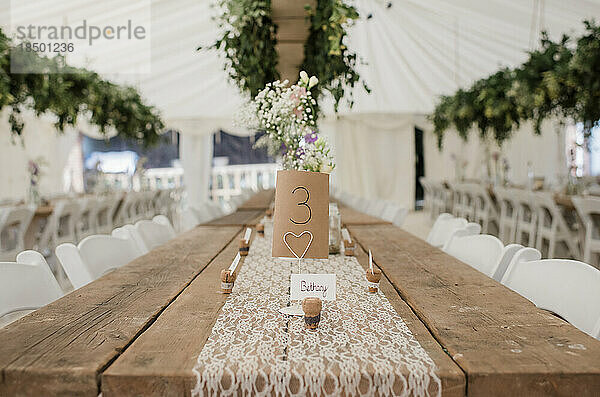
[239,71,335,173]
[27,157,46,204]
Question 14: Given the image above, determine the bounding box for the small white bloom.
[309,76,318,89]
[300,71,309,85]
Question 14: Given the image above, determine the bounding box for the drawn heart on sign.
[283,231,313,259]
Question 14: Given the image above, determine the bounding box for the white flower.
[309,76,318,89]
[300,71,309,85]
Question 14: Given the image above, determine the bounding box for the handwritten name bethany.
[300,280,328,298]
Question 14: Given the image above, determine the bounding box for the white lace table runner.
[192,221,441,396]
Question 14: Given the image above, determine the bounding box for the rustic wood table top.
[338,205,391,226]
[2,191,599,396]
[349,224,600,396]
[236,189,275,210]
[203,209,266,226]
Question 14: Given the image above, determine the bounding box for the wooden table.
[236,189,275,210]
[203,209,265,226]
[338,205,391,226]
[349,224,600,396]
[2,193,600,396]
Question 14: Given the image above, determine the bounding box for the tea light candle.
[239,228,251,256]
[342,228,355,256]
[220,269,236,293]
[302,297,322,330]
[366,268,382,293]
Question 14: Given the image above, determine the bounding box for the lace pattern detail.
[192,221,441,396]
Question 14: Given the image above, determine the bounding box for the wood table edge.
[101,229,251,397]
[352,235,466,397]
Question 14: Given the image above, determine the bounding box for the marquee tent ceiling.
[2,0,600,129]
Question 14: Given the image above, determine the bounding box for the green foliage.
[0,28,164,146]
[474,68,522,144]
[301,0,369,112]
[514,33,573,134]
[564,20,600,135]
[431,20,600,149]
[203,0,369,112]
[205,0,279,98]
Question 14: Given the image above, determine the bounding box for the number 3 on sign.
[289,186,311,225]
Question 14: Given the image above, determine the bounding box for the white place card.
[229,253,241,273]
[244,227,252,243]
[290,274,336,301]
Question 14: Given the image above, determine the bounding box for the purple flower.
[28,160,39,176]
[304,132,318,144]
[295,147,305,159]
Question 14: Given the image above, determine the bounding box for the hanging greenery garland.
[514,33,573,134]
[431,20,600,149]
[0,28,165,146]
[204,0,369,111]
[301,0,370,112]
[562,20,600,136]
[202,0,280,98]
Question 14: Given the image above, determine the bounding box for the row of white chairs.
[56,215,176,289]
[430,212,600,339]
[0,215,177,328]
[180,189,257,231]
[332,189,408,227]
[421,178,600,265]
[0,188,182,262]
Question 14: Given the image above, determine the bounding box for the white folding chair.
[445,233,522,281]
[428,216,468,248]
[152,215,177,238]
[0,205,35,261]
[502,256,600,339]
[135,219,174,251]
[468,184,498,234]
[419,177,433,215]
[491,243,526,282]
[0,250,63,327]
[112,225,149,254]
[56,234,141,289]
[494,187,519,244]
[441,222,482,251]
[513,189,538,248]
[76,197,98,241]
[114,192,137,227]
[534,192,580,259]
[381,204,408,227]
[426,213,454,245]
[572,196,600,266]
[37,200,80,255]
[95,195,121,234]
[430,181,450,220]
[445,234,504,277]
[447,183,474,221]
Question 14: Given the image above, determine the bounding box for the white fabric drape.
[322,114,419,208]
[2,0,599,202]
[0,110,79,201]
[180,133,213,208]
[423,119,568,187]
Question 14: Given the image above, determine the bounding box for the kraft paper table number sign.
[272,170,329,259]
